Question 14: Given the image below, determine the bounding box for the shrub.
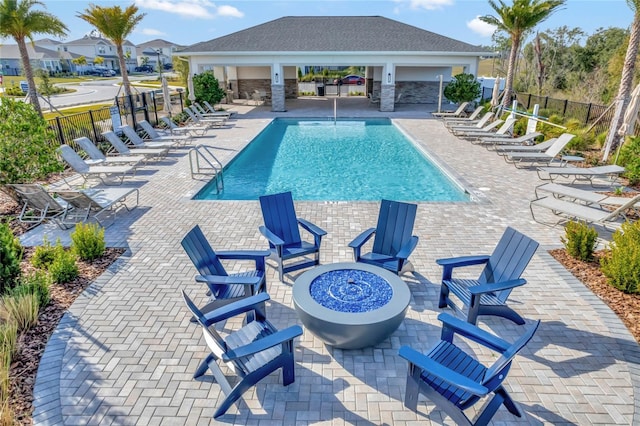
[0,99,64,185]
[0,293,39,332]
[561,220,598,261]
[71,222,106,261]
[0,223,23,294]
[11,271,51,308]
[192,71,227,106]
[601,220,640,293]
[31,236,57,269]
[443,73,481,105]
[49,243,78,284]
[0,321,17,408]
[618,136,640,186]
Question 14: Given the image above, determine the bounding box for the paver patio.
[22,98,639,425]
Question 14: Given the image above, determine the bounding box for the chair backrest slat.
[75,137,106,161]
[181,225,228,277]
[119,125,145,147]
[139,120,161,139]
[544,133,575,157]
[103,131,132,155]
[259,192,302,246]
[57,145,89,173]
[372,200,417,257]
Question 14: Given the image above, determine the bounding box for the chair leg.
[281,353,296,386]
[438,284,450,309]
[194,353,216,378]
[403,365,421,411]
[496,386,523,417]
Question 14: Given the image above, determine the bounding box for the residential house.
[136,39,184,70]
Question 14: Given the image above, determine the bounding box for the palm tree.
[0,0,68,117]
[77,4,145,99]
[605,0,640,156]
[480,0,565,108]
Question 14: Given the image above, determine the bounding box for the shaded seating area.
[348,199,419,275]
[258,191,327,281]
[437,226,539,325]
[181,225,270,318]
[399,313,540,426]
[182,292,303,418]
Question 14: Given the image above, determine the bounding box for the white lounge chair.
[74,137,145,166]
[103,131,168,160]
[445,111,493,129]
[5,183,68,228]
[159,116,208,137]
[138,120,192,146]
[54,187,139,228]
[465,118,517,141]
[502,133,575,168]
[57,144,136,186]
[536,164,626,186]
[432,102,469,117]
[119,125,178,150]
[451,118,504,136]
[443,106,485,124]
[494,137,557,155]
[475,131,543,150]
[184,107,227,128]
[529,192,640,230]
[203,101,236,116]
[195,102,233,119]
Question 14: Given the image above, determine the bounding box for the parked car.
[163,63,173,70]
[94,66,116,77]
[135,65,154,73]
[339,75,365,85]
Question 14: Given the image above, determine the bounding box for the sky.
[28,0,635,48]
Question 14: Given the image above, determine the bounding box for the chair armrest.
[398,346,489,396]
[217,250,271,261]
[436,255,490,281]
[468,278,527,295]
[201,293,270,325]
[223,325,303,361]
[259,225,285,246]
[348,228,376,249]
[297,218,327,237]
[396,236,419,260]
[438,313,510,352]
[195,274,263,287]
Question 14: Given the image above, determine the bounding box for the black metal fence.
[47,89,185,149]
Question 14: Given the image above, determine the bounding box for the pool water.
[195,118,469,201]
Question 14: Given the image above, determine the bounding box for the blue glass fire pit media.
[309,269,393,313]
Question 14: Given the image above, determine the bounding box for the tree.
[192,71,226,106]
[606,0,640,156]
[77,4,145,99]
[480,0,566,108]
[443,73,481,104]
[94,55,104,65]
[0,0,68,117]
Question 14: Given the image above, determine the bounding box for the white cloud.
[135,0,244,19]
[409,0,454,10]
[467,16,496,37]
[140,28,167,36]
[217,5,244,18]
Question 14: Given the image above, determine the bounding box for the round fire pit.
[293,262,410,349]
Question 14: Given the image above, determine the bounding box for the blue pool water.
[195,118,469,201]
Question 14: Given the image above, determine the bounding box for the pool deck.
[22,98,639,425]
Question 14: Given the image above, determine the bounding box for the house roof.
[0,43,61,60]
[137,39,183,49]
[179,16,489,54]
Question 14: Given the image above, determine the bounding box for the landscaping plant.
[192,71,226,107]
[443,73,481,105]
[71,222,106,261]
[618,136,640,186]
[0,223,23,294]
[49,242,78,284]
[30,236,57,269]
[561,220,598,261]
[601,220,640,293]
[11,271,51,309]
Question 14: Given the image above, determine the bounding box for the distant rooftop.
[179,16,489,54]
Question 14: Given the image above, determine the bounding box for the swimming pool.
[195,118,470,201]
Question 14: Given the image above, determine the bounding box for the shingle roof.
[179,16,488,54]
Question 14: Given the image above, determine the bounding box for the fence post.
[562,99,568,116]
[152,92,159,124]
[527,93,532,109]
[585,103,593,125]
[88,110,99,142]
[141,94,149,125]
[128,94,137,130]
[54,116,64,146]
[544,96,549,109]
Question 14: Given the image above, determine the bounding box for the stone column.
[271,84,286,112]
[380,84,395,112]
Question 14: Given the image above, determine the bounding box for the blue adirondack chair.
[181,225,270,317]
[437,226,539,325]
[258,191,327,281]
[399,313,540,426]
[182,291,303,418]
[348,199,419,275]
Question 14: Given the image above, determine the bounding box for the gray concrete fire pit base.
[293,262,411,349]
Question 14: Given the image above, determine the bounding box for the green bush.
[601,220,640,293]
[11,270,51,308]
[49,243,78,284]
[0,223,23,294]
[443,73,481,105]
[0,293,39,332]
[561,220,598,261]
[31,236,57,269]
[71,222,106,261]
[192,71,227,106]
[0,99,64,185]
[618,136,640,186]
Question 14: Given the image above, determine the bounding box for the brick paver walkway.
[23,99,639,425]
